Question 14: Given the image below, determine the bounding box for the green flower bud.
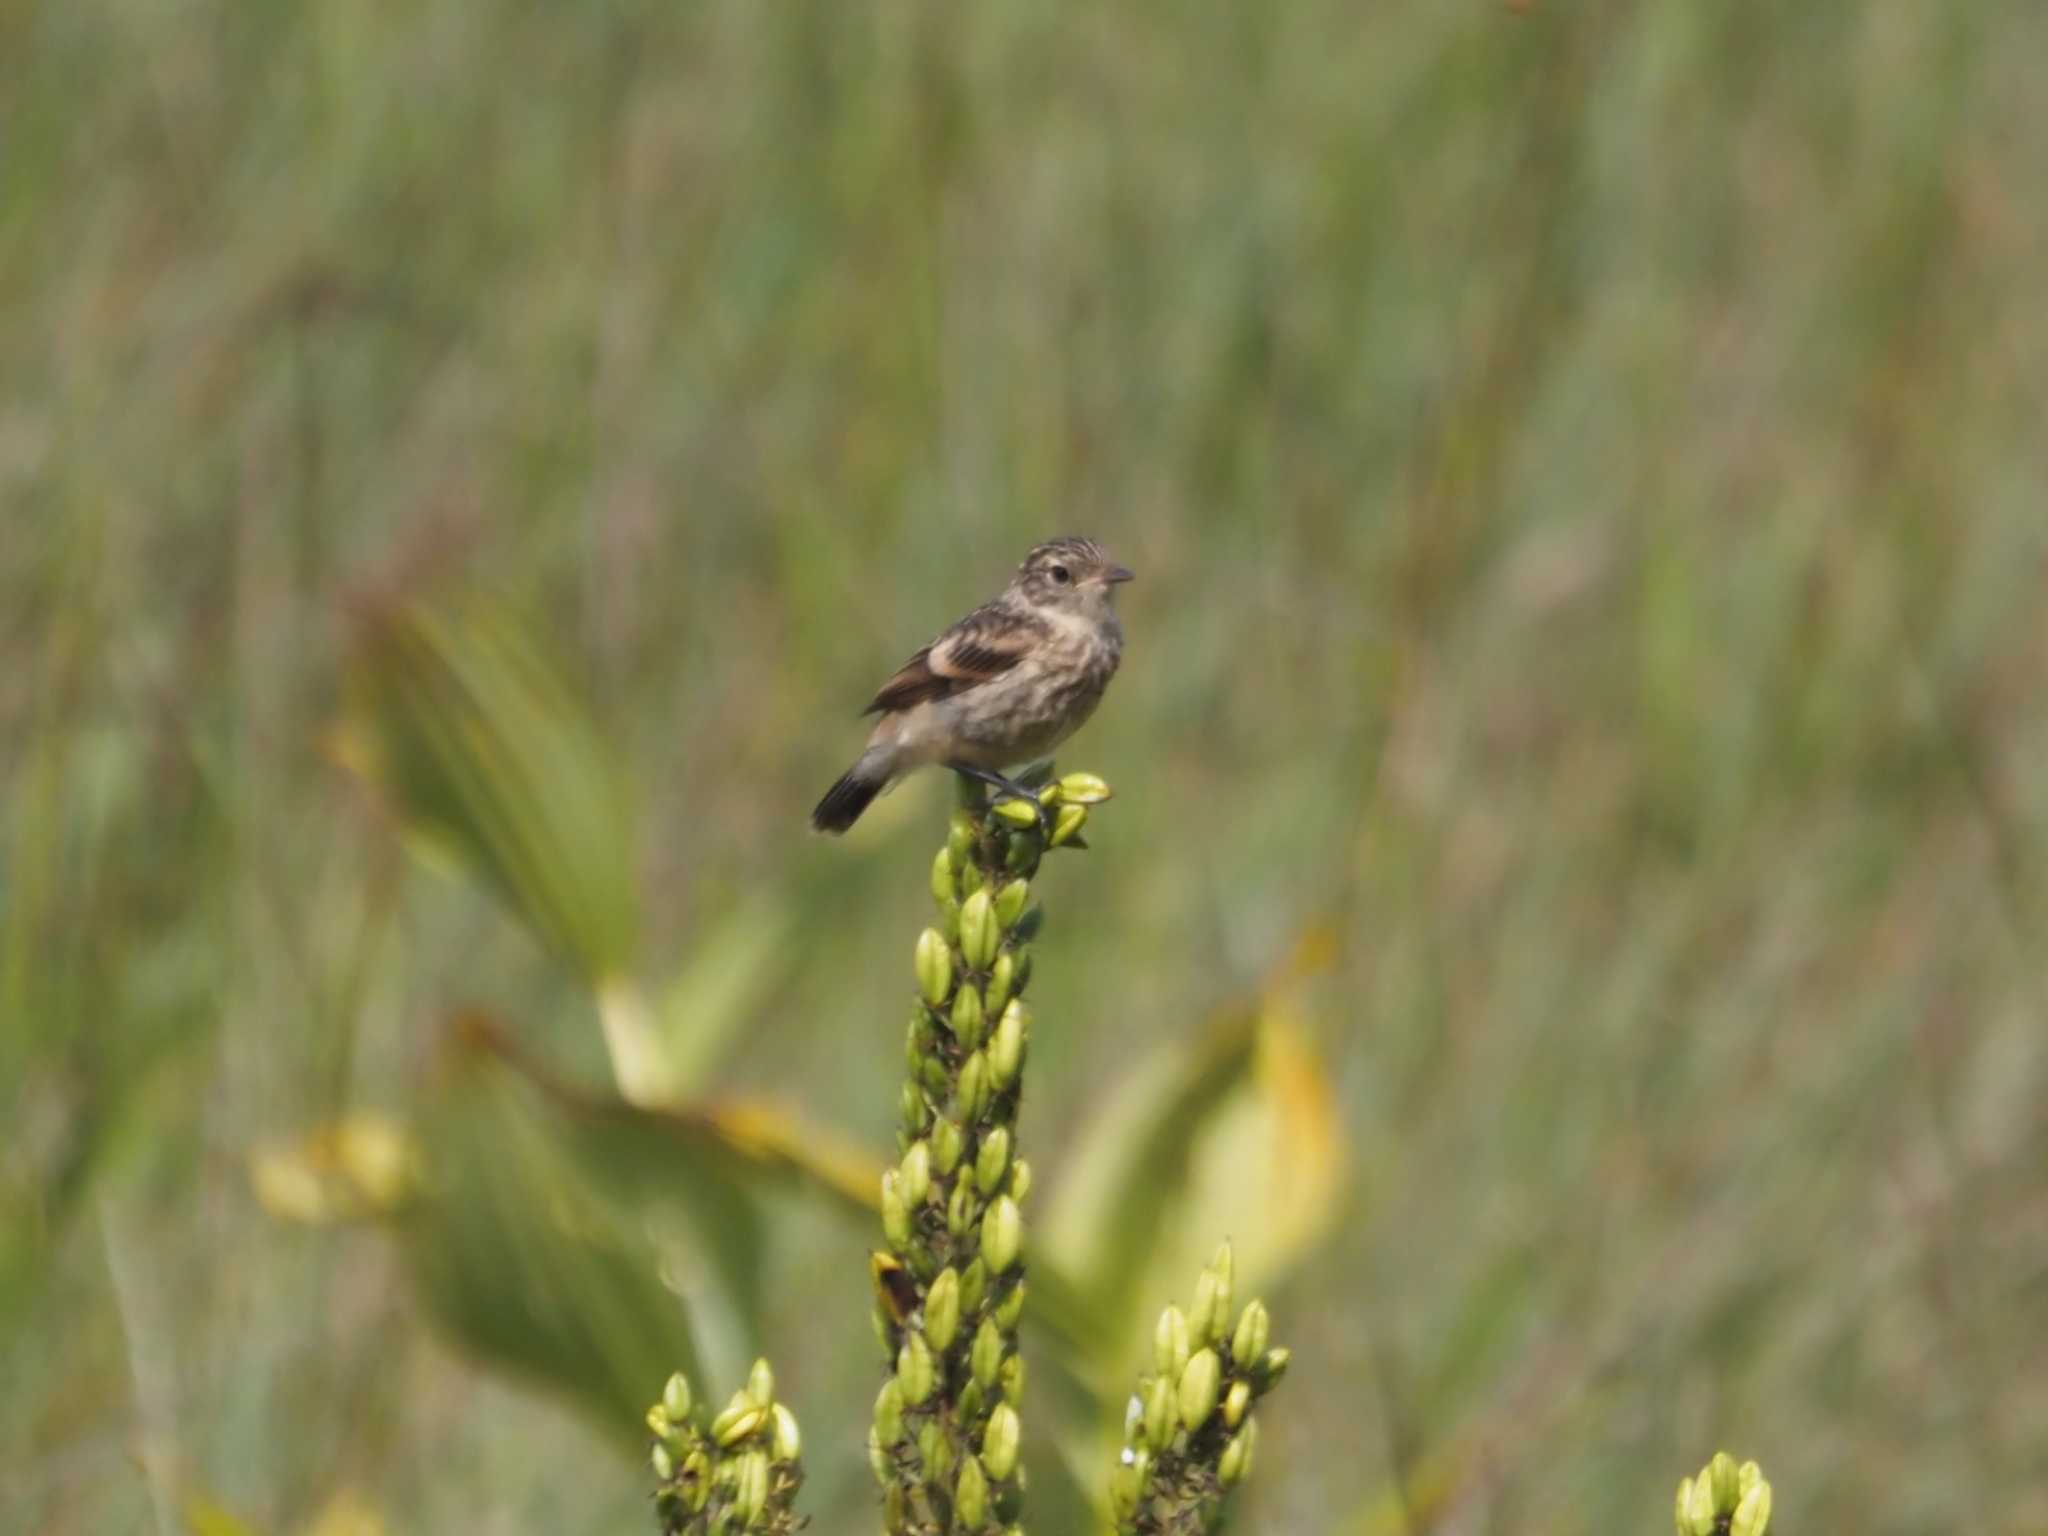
[989,1000,1028,1087]
[994,1278,1026,1330]
[951,983,986,1046]
[1707,1452,1740,1513]
[682,1450,713,1510]
[1218,1419,1257,1488]
[1050,802,1088,846]
[931,847,957,904]
[924,1267,962,1353]
[1731,1481,1772,1536]
[993,796,1042,828]
[971,1317,1005,1390]
[982,1194,1023,1274]
[982,1402,1021,1482]
[999,1350,1026,1405]
[1189,1270,1221,1348]
[1178,1348,1222,1431]
[1154,1305,1191,1378]
[955,1456,989,1529]
[993,878,1030,930]
[1674,1478,1695,1536]
[1142,1376,1175,1451]
[1683,1470,1717,1536]
[900,1081,929,1136]
[931,1117,965,1175]
[1222,1378,1252,1429]
[975,1127,1012,1195]
[1110,1451,1150,1521]
[947,812,976,863]
[920,1422,954,1483]
[873,1445,896,1498]
[651,1441,675,1480]
[1004,831,1041,876]
[947,1179,977,1239]
[711,1400,767,1448]
[921,1057,951,1096]
[1058,771,1113,804]
[900,1141,932,1209]
[957,1379,986,1425]
[880,1170,911,1247]
[1251,1346,1291,1393]
[958,1051,992,1122]
[874,1379,905,1446]
[937,892,961,945]
[734,1449,769,1526]
[959,1257,988,1315]
[1738,1462,1763,1498]
[1007,1158,1032,1203]
[897,1333,936,1406]
[1230,1299,1270,1366]
[984,951,1016,1015]
[915,928,952,1007]
[746,1357,775,1408]
[959,888,999,969]
[1209,1244,1235,1335]
[662,1371,693,1423]
[957,858,988,896]
[646,1404,674,1442]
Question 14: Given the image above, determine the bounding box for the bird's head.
[1011,536,1134,616]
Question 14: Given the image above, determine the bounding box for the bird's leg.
[946,761,1054,835]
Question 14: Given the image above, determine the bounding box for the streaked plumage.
[812,537,1132,834]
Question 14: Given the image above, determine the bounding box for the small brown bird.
[812,537,1133,834]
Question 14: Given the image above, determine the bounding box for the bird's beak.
[1102,564,1136,585]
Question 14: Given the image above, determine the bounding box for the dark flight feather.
[811,765,884,832]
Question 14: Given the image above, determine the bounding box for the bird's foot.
[947,762,1054,836]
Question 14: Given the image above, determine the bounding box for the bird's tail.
[811,754,889,834]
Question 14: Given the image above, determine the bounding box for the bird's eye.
[1050,564,1071,584]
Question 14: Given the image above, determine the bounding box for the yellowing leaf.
[302,1489,385,1536]
[1161,1003,1344,1296]
[1040,925,1347,1393]
[250,1113,421,1225]
[702,1097,883,1214]
[180,1490,263,1536]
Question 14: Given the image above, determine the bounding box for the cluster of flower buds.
[647,1361,805,1536]
[1674,1453,1771,1536]
[869,767,1110,1535]
[1108,1243,1289,1533]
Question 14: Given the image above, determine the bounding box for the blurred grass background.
[5,0,2048,1531]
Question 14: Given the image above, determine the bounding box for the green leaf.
[344,602,638,988]
[657,895,790,1094]
[400,1018,758,1433]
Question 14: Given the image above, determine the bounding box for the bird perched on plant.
[812,536,1134,834]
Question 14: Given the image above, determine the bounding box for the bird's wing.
[864,602,1044,715]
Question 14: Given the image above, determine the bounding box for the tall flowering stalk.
[647,1360,805,1536]
[645,765,1291,1535]
[866,768,1108,1533]
[1108,1245,1290,1535]
[1675,1452,1773,1536]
